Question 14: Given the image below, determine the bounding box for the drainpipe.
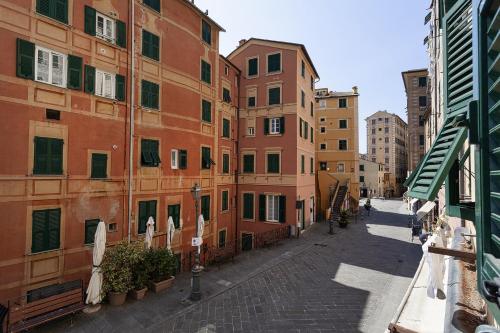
[234,73,240,254]
[127,0,135,243]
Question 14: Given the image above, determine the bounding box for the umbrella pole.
[190,194,202,301]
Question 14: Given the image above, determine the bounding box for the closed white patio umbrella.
[145,216,155,249]
[197,214,204,239]
[167,216,175,250]
[86,221,106,305]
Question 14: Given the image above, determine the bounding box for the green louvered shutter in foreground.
[67,55,82,90]
[84,65,95,94]
[115,74,126,101]
[16,38,35,79]
[84,6,96,36]
[116,20,127,48]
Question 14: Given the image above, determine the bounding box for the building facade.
[366,111,408,197]
[228,38,319,243]
[359,154,384,198]
[402,69,430,173]
[315,88,360,215]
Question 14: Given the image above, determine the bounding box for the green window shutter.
[116,20,127,48]
[34,137,49,174]
[264,118,269,135]
[84,65,95,94]
[142,30,159,61]
[304,122,309,140]
[201,195,210,221]
[248,58,258,76]
[91,153,107,178]
[32,210,47,253]
[268,87,280,105]
[201,147,211,169]
[299,118,303,137]
[222,154,229,173]
[141,80,159,109]
[16,38,35,80]
[84,219,99,245]
[267,154,279,173]
[243,193,254,219]
[223,118,230,138]
[222,191,228,211]
[151,82,159,109]
[301,155,305,174]
[115,74,126,101]
[201,60,211,84]
[310,127,314,143]
[243,154,254,173]
[310,157,313,173]
[268,53,281,72]
[149,200,157,230]
[279,196,286,223]
[202,20,211,45]
[49,138,63,174]
[47,209,60,251]
[202,100,211,122]
[84,6,96,36]
[53,0,68,24]
[179,150,188,169]
[67,55,82,90]
[301,90,305,107]
[36,0,51,17]
[138,201,148,234]
[141,139,160,167]
[259,194,266,221]
[280,117,285,134]
[141,80,149,107]
[144,0,161,12]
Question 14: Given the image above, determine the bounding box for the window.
[268,87,281,105]
[247,127,255,136]
[360,164,365,171]
[248,96,256,108]
[223,88,231,103]
[178,149,188,169]
[201,195,210,221]
[267,153,280,173]
[138,200,156,234]
[320,143,326,150]
[224,66,229,76]
[243,193,254,219]
[265,195,280,222]
[310,157,314,174]
[418,77,427,87]
[301,155,305,174]
[143,0,160,12]
[84,219,99,245]
[385,118,389,124]
[301,90,305,107]
[385,137,389,143]
[141,80,159,109]
[222,118,230,138]
[33,136,63,175]
[385,147,389,153]
[218,229,226,248]
[96,12,115,42]
[304,122,309,140]
[419,115,425,126]
[319,162,327,170]
[339,120,347,129]
[221,190,229,211]
[320,127,326,133]
[419,96,427,107]
[319,100,326,108]
[142,30,159,61]
[385,127,389,133]
[339,140,347,151]
[171,149,178,169]
[91,153,107,179]
[248,57,258,77]
[301,60,305,77]
[360,176,365,183]
[201,60,211,84]
[371,129,376,134]
[372,119,376,125]
[269,118,281,134]
[202,20,211,45]
[337,163,345,172]
[84,7,126,47]
[95,70,115,99]
[36,0,68,24]
[32,208,60,253]
[202,100,211,123]
[372,138,376,144]
[419,135,425,146]
[141,139,160,167]
[222,153,230,174]
[201,147,212,169]
[310,127,314,143]
[243,154,255,173]
[267,53,281,73]
[320,117,326,122]
[168,204,181,229]
[35,46,66,87]
[310,102,314,117]
[339,98,347,108]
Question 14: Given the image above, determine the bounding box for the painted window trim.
[96,12,115,43]
[171,149,178,169]
[267,84,282,106]
[95,69,116,99]
[35,45,67,88]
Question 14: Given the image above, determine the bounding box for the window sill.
[35,13,70,28]
[221,210,230,214]
[266,71,282,76]
[29,248,61,256]
[201,81,212,87]
[242,218,255,222]
[246,75,259,80]
[201,40,212,49]
[141,3,161,15]
[34,79,66,91]
[141,106,160,112]
[201,120,213,125]
[90,177,109,181]
[142,55,160,63]
[31,174,65,178]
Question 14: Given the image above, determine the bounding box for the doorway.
[241,233,253,251]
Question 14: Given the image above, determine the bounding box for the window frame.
[31,208,61,253]
[201,195,210,221]
[339,119,348,129]
[266,194,280,222]
[266,51,282,74]
[84,219,100,245]
[242,192,255,220]
[96,11,115,43]
[222,153,230,174]
[222,118,231,138]
[267,85,281,106]
[247,57,259,78]
[269,117,281,135]
[201,19,211,45]
[90,152,108,179]
[339,139,348,151]
[266,152,281,174]
[95,69,115,99]
[171,149,178,169]
[221,190,229,212]
[338,98,347,108]
[242,153,255,174]
[34,45,67,88]
[201,60,211,85]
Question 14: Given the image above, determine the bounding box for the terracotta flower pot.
[149,276,175,293]
[130,287,148,300]
[108,291,127,306]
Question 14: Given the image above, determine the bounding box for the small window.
[141,139,161,167]
[419,115,425,126]
[320,127,326,133]
[419,96,427,107]
[201,147,213,169]
[218,229,227,248]
[221,191,229,211]
[85,219,99,245]
[142,30,160,61]
[301,90,305,108]
[319,100,326,108]
[141,80,159,109]
[418,77,427,87]
[243,193,254,220]
[301,155,305,174]
[268,87,281,105]
[95,70,115,99]
[339,98,347,108]
[320,117,326,122]
[91,153,107,179]
[266,195,281,222]
[339,140,347,151]
[385,127,389,133]
[138,200,156,234]
[385,137,389,143]
[171,149,178,169]
[33,136,63,175]
[202,20,211,45]
[310,157,314,174]
[36,0,68,24]
[267,53,281,73]
[310,102,314,117]
[223,88,231,103]
[178,149,188,169]
[35,46,66,88]
[243,154,255,173]
[248,96,256,108]
[419,135,425,146]
[201,195,210,221]
[320,143,326,150]
[248,57,258,77]
[32,208,61,253]
[202,100,211,123]
[360,165,365,171]
[372,138,376,144]
[222,118,231,138]
[96,12,115,43]
[267,153,280,173]
[168,204,181,229]
[372,119,376,125]
[337,163,345,173]
[339,120,347,129]
[301,60,305,77]
[270,118,281,134]
[143,0,161,12]
[201,60,211,84]
[372,148,376,154]
[46,109,60,120]
[319,162,327,170]
[222,153,230,174]
[371,129,376,134]
[247,127,255,136]
[360,176,365,183]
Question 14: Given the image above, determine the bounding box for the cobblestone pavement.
[37,199,421,333]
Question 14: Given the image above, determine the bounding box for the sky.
[195,0,429,153]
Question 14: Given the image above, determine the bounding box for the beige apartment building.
[315,87,359,217]
[366,111,408,197]
[402,69,430,173]
[359,154,384,198]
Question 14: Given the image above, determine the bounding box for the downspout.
[234,72,240,254]
[127,0,135,243]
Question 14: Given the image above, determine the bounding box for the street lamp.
[190,183,202,301]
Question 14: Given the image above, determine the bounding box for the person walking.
[364,198,372,216]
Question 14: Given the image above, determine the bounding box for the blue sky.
[196,0,429,153]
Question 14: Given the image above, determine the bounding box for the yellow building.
[315,87,360,218]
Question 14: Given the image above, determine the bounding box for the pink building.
[228,38,319,248]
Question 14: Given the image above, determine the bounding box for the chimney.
[239,39,247,46]
[352,86,359,94]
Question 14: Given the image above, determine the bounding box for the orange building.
[228,38,319,246]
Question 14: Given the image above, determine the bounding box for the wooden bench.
[7,280,85,333]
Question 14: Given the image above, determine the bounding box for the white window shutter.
[95,71,103,96]
[51,53,64,86]
[104,73,112,98]
[36,48,50,83]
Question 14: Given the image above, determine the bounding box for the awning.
[416,201,436,221]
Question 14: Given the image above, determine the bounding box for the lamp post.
[190,183,202,301]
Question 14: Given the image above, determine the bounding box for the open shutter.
[84,65,95,94]
[16,39,35,79]
[264,118,269,135]
[50,138,63,174]
[84,6,96,36]
[116,20,126,48]
[36,0,51,17]
[32,210,47,253]
[53,0,68,24]
[138,201,147,234]
[149,201,157,230]
[299,118,303,137]
[259,195,266,221]
[179,150,187,169]
[280,117,285,134]
[305,122,309,139]
[67,55,82,90]
[115,74,126,101]
[279,196,286,223]
[34,137,49,174]
[47,209,60,250]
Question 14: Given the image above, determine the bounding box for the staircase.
[329,185,348,223]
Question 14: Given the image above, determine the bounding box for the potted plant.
[130,246,149,300]
[338,209,350,228]
[146,247,176,293]
[101,241,141,305]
